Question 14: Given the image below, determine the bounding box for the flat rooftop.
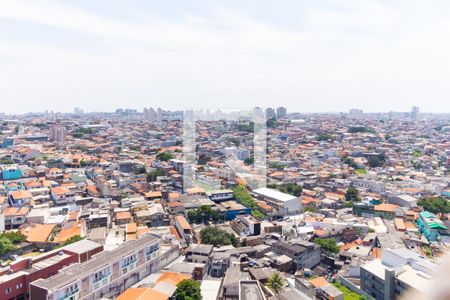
[240,281,264,300]
[252,187,297,202]
[32,234,160,292]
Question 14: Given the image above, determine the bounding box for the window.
[5,287,12,293]
[16,283,23,289]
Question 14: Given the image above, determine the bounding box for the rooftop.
[252,187,297,202]
[32,233,159,292]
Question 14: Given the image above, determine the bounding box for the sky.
[0,0,450,114]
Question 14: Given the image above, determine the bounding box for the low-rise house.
[51,186,75,204]
[3,206,30,229]
[272,240,321,269]
[8,190,33,206]
[185,244,213,266]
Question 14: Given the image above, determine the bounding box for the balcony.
[58,288,79,300]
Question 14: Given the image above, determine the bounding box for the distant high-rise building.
[349,108,364,118]
[156,108,163,122]
[49,123,66,143]
[143,108,149,121]
[149,108,157,122]
[411,106,420,120]
[74,107,84,115]
[266,107,276,119]
[276,106,287,119]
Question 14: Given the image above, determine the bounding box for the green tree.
[232,185,265,219]
[343,157,358,169]
[333,282,368,300]
[267,183,302,197]
[0,157,14,164]
[418,197,450,215]
[0,237,15,256]
[345,187,360,202]
[244,157,254,165]
[58,235,84,247]
[0,231,26,244]
[314,238,340,254]
[367,153,386,168]
[200,226,238,247]
[267,272,285,294]
[146,169,165,182]
[156,151,174,161]
[134,166,147,175]
[318,133,333,141]
[174,279,202,300]
[188,206,223,224]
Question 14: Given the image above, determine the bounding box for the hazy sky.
[1,0,450,114]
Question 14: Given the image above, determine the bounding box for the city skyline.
[1,0,450,114]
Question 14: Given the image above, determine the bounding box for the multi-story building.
[185,244,213,266]
[30,234,179,300]
[207,190,234,202]
[1,164,22,180]
[0,240,103,300]
[352,179,386,193]
[388,194,418,208]
[276,106,287,119]
[360,248,437,300]
[272,240,321,269]
[417,211,448,242]
[48,124,66,143]
[266,107,276,119]
[50,187,75,205]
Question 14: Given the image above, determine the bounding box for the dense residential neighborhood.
[0,107,449,300]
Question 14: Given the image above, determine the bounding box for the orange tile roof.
[168,201,183,207]
[126,223,137,233]
[186,187,205,194]
[3,207,30,217]
[394,218,406,231]
[269,171,284,177]
[156,271,191,286]
[145,191,162,198]
[404,222,417,229]
[87,185,99,194]
[56,221,81,243]
[314,229,328,237]
[127,233,137,241]
[9,190,32,199]
[256,201,272,210]
[168,226,181,240]
[175,215,191,230]
[51,186,70,196]
[137,227,150,236]
[116,211,132,220]
[68,211,79,221]
[116,288,168,300]
[302,196,320,205]
[22,224,55,243]
[374,203,399,212]
[309,277,329,288]
[168,192,181,200]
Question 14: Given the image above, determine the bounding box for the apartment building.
[360,248,437,300]
[0,240,102,300]
[29,234,179,300]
